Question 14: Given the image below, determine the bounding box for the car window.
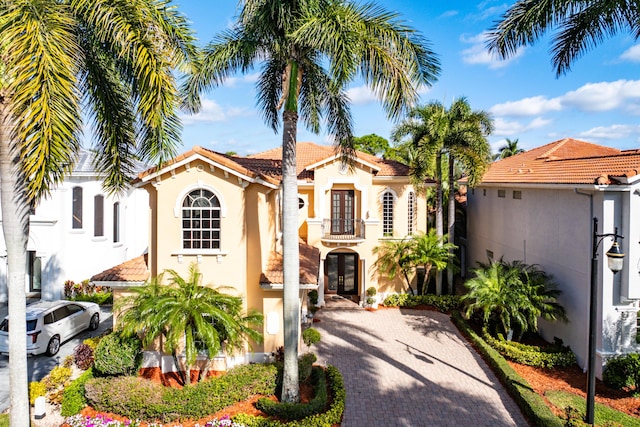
[53,306,70,321]
[0,319,7,332]
[26,319,37,331]
[66,304,84,316]
[44,313,54,325]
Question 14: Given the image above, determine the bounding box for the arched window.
[182,189,221,249]
[382,191,394,237]
[407,191,416,235]
[72,187,83,229]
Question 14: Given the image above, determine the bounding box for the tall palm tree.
[372,239,416,294]
[496,138,524,160]
[392,98,491,294]
[184,0,440,402]
[0,1,194,423]
[487,0,635,76]
[117,264,264,385]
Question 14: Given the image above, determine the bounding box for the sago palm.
[117,264,263,385]
[372,239,416,294]
[0,1,195,422]
[184,0,440,402]
[487,0,636,75]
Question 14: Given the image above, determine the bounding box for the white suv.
[0,300,100,356]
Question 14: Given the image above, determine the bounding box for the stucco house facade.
[466,138,640,377]
[0,149,149,303]
[94,142,429,365]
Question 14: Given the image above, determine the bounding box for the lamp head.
[606,240,625,273]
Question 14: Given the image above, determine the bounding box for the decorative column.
[318,258,325,306]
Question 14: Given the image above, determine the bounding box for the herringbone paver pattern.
[312,308,529,427]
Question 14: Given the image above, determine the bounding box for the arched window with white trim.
[182,189,221,249]
[382,191,394,237]
[407,191,416,235]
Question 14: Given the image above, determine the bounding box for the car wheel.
[89,313,100,331]
[46,336,60,356]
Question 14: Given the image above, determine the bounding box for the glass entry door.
[325,253,358,295]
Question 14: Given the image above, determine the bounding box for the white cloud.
[460,32,525,69]
[490,96,562,116]
[346,85,378,105]
[181,98,251,125]
[578,124,640,140]
[439,10,458,18]
[620,45,640,62]
[492,117,552,136]
[221,72,260,88]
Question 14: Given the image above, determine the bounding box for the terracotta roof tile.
[260,241,320,285]
[90,254,150,283]
[481,138,640,185]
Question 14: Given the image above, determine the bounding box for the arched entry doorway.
[325,251,358,296]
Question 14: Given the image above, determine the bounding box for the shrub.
[603,353,640,391]
[482,331,576,368]
[366,286,377,296]
[42,365,72,391]
[383,293,461,312]
[302,328,321,351]
[83,336,102,350]
[93,332,142,377]
[298,353,317,383]
[29,381,46,405]
[307,290,318,306]
[74,343,95,370]
[72,292,113,305]
[256,367,327,420]
[61,368,94,416]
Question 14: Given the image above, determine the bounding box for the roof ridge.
[535,138,569,160]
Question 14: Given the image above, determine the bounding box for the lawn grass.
[545,390,640,426]
[0,413,8,427]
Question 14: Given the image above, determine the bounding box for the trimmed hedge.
[603,353,640,391]
[383,293,461,312]
[84,363,278,422]
[93,332,142,377]
[61,368,94,416]
[451,312,563,427]
[483,331,576,368]
[233,365,345,427]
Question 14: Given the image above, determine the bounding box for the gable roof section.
[90,254,150,287]
[260,241,320,289]
[481,138,640,185]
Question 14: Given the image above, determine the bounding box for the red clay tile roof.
[90,254,150,283]
[481,138,640,185]
[260,241,321,286]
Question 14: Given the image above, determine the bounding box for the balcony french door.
[325,253,358,295]
[331,190,354,235]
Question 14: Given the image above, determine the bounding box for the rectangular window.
[498,189,506,198]
[72,187,83,229]
[27,251,41,292]
[486,250,494,260]
[113,202,120,243]
[330,190,355,235]
[94,195,104,237]
[513,190,522,200]
[483,189,486,196]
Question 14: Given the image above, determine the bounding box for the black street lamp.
[586,217,625,425]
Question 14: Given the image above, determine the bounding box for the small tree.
[372,239,416,294]
[116,264,263,384]
[302,328,321,353]
[411,230,456,295]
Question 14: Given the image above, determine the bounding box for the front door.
[325,253,358,295]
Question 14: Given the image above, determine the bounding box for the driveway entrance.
[312,308,529,426]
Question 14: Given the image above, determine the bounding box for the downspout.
[574,188,593,374]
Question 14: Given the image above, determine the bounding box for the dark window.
[407,192,416,235]
[43,313,54,325]
[94,195,104,236]
[113,202,120,243]
[72,187,83,229]
[331,190,355,235]
[513,190,522,200]
[26,320,37,332]
[66,304,83,316]
[483,189,486,196]
[382,192,394,236]
[498,189,506,198]
[182,189,221,249]
[28,251,41,292]
[53,306,70,321]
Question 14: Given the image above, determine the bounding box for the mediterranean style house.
[466,138,640,377]
[92,142,430,366]
[0,149,149,303]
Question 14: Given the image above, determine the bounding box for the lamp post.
[586,217,625,425]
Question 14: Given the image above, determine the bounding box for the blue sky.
[175,0,640,156]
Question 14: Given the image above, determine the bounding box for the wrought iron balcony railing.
[321,218,365,240]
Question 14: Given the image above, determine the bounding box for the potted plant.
[365,287,378,309]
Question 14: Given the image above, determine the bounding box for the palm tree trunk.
[281,80,300,403]
[0,99,31,426]
[447,155,455,295]
[435,151,443,295]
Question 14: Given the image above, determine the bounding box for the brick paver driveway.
[312,307,529,427]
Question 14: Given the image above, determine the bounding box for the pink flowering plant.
[64,414,246,427]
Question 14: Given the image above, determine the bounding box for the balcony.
[321,218,365,243]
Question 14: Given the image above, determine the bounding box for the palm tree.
[487,0,634,76]
[392,98,491,294]
[0,2,194,423]
[495,138,524,160]
[117,264,263,385]
[184,0,440,402]
[411,230,456,295]
[372,239,416,294]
